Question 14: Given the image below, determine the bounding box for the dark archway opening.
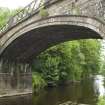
[0,24,102,62]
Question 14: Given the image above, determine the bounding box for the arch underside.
[0,16,104,62]
[1,25,102,62]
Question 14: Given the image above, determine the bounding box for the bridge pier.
[0,59,32,96]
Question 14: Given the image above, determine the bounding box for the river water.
[0,75,105,105]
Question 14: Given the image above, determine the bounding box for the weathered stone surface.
[0,0,105,62]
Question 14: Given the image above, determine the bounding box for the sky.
[0,0,32,9]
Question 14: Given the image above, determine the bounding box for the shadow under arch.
[0,15,104,62]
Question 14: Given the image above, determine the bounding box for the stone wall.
[0,61,32,95]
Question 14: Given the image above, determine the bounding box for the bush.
[32,72,46,93]
[97,96,105,105]
[39,8,49,18]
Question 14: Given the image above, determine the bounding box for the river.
[0,75,105,105]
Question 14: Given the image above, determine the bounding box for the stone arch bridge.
[0,0,105,62]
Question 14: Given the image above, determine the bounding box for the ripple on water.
[59,101,89,105]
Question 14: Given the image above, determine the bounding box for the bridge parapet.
[48,0,105,21]
[0,0,105,36]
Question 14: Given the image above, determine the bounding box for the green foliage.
[79,39,101,78]
[68,3,81,15]
[32,39,101,89]
[99,41,105,75]
[32,53,60,86]
[39,8,49,18]
[97,96,105,105]
[39,0,49,18]
[0,7,23,28]
[32,72,46,93]
[0,8,11,27]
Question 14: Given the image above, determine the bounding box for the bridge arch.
[0,15,104,62]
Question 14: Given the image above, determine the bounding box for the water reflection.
[0,94,32,105]
[0,75,105,105]
[94,75,105,96]
[32,75,105,105]
[0,60,32,94]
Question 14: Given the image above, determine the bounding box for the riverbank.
[32,75,104,105]
[0,89,32,98]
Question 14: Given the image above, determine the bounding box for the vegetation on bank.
[32,72,46,93]
[97,96,105,105]
[32,39,102,91]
